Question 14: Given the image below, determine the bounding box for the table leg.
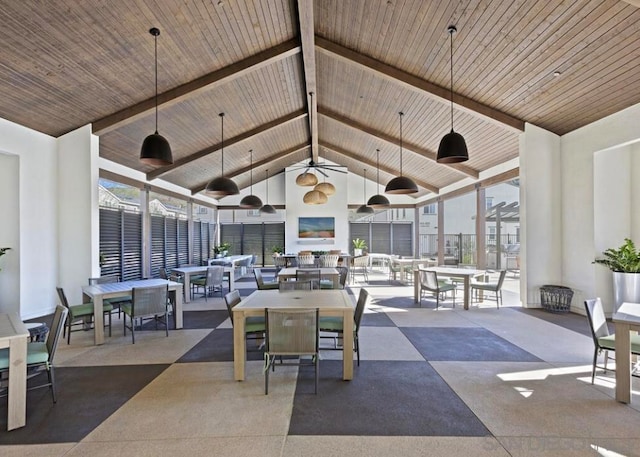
[414,270,420,303]
[228,269,235,291]
[463,276,470,310]
[233,311,246,381]
[93,295,105,345]
[342,309,354,380]
[7,336,27,430]
[183,272,191,303]
[615,322,631,403]
[173,285,183,329]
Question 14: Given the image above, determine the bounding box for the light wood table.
[172,266,236,303]
[82,279,183,345]
[232,289,354,381]
[277,267,340,288]
[414,267,485,310]
[0,313,29,430]
[612,302,640,403]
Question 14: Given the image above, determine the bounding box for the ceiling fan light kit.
[140,27,173,166]
[204,113,239,199]
[437,25,469,164]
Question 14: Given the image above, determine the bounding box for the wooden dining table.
[0,312,29,430]
[82,278,183,345]
[413,267,486,310]
[612,302,640,403]
[232,289,354,381]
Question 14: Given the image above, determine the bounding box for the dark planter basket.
[540,285,574,313]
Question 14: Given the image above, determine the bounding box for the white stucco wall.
[0,117,57,318]
[562,102,640,315]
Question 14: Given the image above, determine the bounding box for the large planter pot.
[354,249,362,257]
[613,272,640,312]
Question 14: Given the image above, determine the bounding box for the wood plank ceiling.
[0,0,638,201]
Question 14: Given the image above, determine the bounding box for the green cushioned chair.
[254,268,279,290]
[0,304,68,403]
[89,275,131,318]
[122,284,169,344]
[318,288,369,366]
[224,290,265,350]
[470,270,506,308]
[418,269,456,309]
[191,266,225,301]
[56,287,113,344]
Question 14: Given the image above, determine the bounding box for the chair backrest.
[254,268,266,288]
[336,266,349,288]
[206,266,225,287]
[159,268,168,280]
[46,305,69,362]
[88,274,120,285]
[584,298,610,346]
[279,280,312,291]
[353,256,369,268]
[318,254,339,267]
[420,270,439,290]
[354,288,369,331]
[273,256,287,267]
[298,250,312,256]
[55,287,70,310]
[296,269,320,288]
[297,254,316,266]
[224,289,242,325]
[495,270,507,289]
[131,285,169,318]
[265,308,319,355]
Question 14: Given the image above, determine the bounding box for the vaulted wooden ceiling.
[1,0,639,200]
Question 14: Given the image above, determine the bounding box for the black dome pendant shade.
[367,148,390,208]
[239,149,263,209]
[259,169,276,214]
[357,169,374,214]
[385,112,418,194]
[437,25,469,164]
[205,113,239,199]
[140,27,173,166]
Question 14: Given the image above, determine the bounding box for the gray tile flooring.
[2,269,640,456]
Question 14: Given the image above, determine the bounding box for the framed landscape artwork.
[298,217,335,238]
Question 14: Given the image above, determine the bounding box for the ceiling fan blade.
[316,168,329,177]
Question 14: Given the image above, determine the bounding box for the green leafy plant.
[271,245,284,254]
[352,238,367,250]
[0,247,11,272]
[213,242,231,255]
[593,238,640,273]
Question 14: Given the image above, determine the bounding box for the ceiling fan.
[288,158,347,177]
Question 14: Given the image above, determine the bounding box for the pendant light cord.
[363,169,367,205]
[249,149,253,193]
[399,112,404,177]
[449,26,455,132]
[376,148,381,193]
[265,170,269,202]
[219,113,225,176]
[153,29,159,134]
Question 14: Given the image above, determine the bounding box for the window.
[488,226,496,241]
[423,204,437,215]
[485,196,494,210]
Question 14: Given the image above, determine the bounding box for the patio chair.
[296,268,321,289]
[584,298,640,384]
[273,255,287,274]
[318,254,339,267]
[224,290,265,349]
[56,287,113,344]
[279,280,312,291]
[471,270,507,307]
[264,308,319,394]
[418,269,456,308]
[122,284,169,344]
[88,274,130,317]
[254,268,279,290]
[297,254,316,267]
[0,304,68,403]
[351,255,369,283]
[191,266,225,301]
[318,288,369,366]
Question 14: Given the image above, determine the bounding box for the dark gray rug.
[401,327,542,362]
[289,360,490,436]
[0,365,168,444]
[177,328,264,363]
[514,308,597,337]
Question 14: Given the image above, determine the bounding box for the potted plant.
[594,238,640,311]
[271,245,284,256]
[0,247,11,272]
[213,242,231,258]
[352,238,367,256]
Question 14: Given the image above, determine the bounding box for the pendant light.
[140,27,173,166]
[260,169,276,214]
[239,150,263,208]
[205,113,239,198]
[367,148,390,208]
[357,169,374,214]
[303,182,328,205]
[437,25,469,164]
[314,161,336,196]
[296,171,318,187]
[385,112,418,194]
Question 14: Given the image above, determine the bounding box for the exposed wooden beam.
[320,141,439,194]
[189,143,308,195]
[296,0,319,163]
[315,36,525,133]
[92,39,301,135]
[319,107,479,178]
[146,110,307,181]
[419,168,519,206]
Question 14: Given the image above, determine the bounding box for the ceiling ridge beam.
[296,0,318,163]
[189,143,308,195]
[320,140,439,194]
[92,39,301,135]
[147,109,307,181]
[315,36,524,133]
[318,106,479,178]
